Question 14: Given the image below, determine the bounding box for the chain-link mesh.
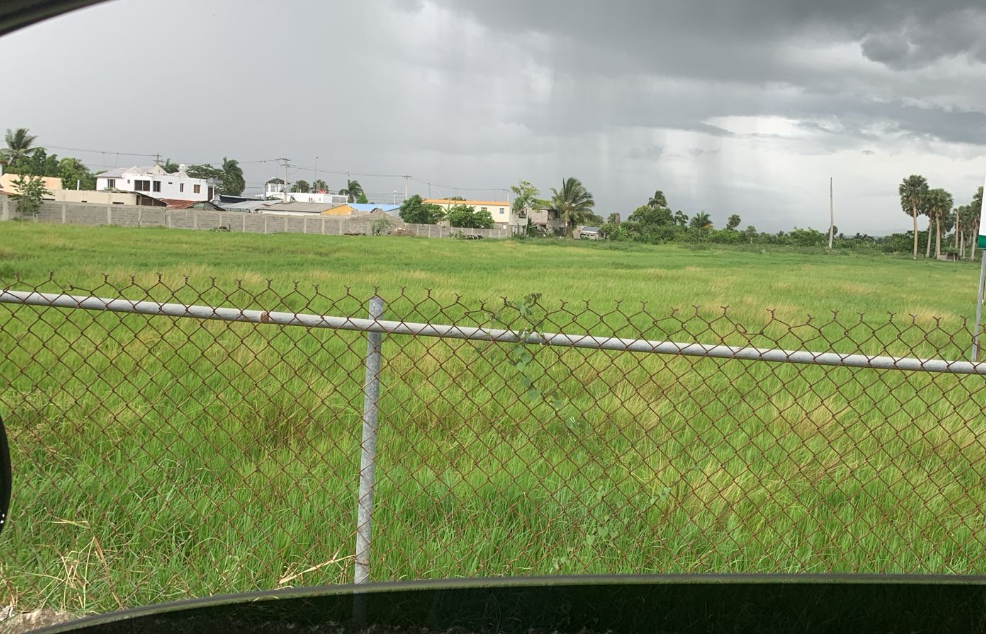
[1,274,985,616]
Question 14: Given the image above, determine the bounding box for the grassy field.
[2,223,986,615]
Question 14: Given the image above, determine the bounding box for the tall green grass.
[1,224,985,615]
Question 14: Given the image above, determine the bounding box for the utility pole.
[314,156,318,190]
[154,153,160,167]
[828,177,834,250]
[275,157,291,200]
[402,175,410,202]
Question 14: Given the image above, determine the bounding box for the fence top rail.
[2,288,984,376]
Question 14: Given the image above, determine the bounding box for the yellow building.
[0,173,62,195]
[423,199,517,230]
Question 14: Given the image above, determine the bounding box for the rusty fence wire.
[1,274,986,616]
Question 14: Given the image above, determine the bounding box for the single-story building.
[321,203,402,218]
[579,226,601,240]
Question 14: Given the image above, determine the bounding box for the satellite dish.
[178,164,186,172]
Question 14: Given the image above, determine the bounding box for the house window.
[499,207,505,214]
[193,184,201,194]
[135,180,150,192]
[152,181,161,192]
[481,207,488,212]
[180,183,185,193]
[107,179,115,189]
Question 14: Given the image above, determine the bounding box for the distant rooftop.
[424,199,509,206]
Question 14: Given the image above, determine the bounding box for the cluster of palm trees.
[899,175,981,260]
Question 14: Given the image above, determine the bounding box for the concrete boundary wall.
[0,197,509,239]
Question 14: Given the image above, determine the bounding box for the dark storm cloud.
[2,0,986,235]
[424,0,986,147]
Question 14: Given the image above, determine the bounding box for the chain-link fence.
[1,274,985,616]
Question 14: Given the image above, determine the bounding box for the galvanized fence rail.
[1,276,985,617]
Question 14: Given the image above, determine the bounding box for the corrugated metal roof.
[263,202,340,213]
[221,200,274,211]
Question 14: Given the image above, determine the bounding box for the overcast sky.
[2,0,986,233]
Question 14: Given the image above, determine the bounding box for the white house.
[264,178,348,205]
[96,165,214,202]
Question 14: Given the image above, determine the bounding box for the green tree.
[220,157,245,196]
[744,225,758,240]
[899,175,929,259]
[689,211,712,230]
[290,180,311,193]
[312,178,328,193]
[186,164,224,182]
[159,158,179,173]
[673,210,688,226]
[399,194,445,224]
[356,192,369,204]
[647,190,668,208]
[510,180,545,218]
[1,128,38,164]
[447,204,495,229]
[338,179,364,203]
[57,157,95,190]
[11,174,49,216]
[726,214,741,230]
[550,177,596,239]
[7,147,59,177]
[627,205,673,227]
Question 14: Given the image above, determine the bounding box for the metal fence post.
[355,296,384,586]
[973,251,986,361]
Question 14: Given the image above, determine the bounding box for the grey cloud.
[2,0,985,236]
[626,145,665,160]
[860,34,912,67]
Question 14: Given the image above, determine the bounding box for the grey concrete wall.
[2,196,510,239]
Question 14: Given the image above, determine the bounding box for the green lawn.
[1,223,985,615]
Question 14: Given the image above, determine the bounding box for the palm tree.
[221,157,245,196]
[673,210,689,226]
[159,158,180,173]
[956,205,965,258]
[689,211,712,230]
[925,188,953,260]
[647,190,668,208]
[726,214,741,230]
[899,175,929,259]
[291,180,311,193]
[550,177,596,239]
[1,128,38,164]
[971,186,984,261]
[312,178,328,193]
[338,179,365,203]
